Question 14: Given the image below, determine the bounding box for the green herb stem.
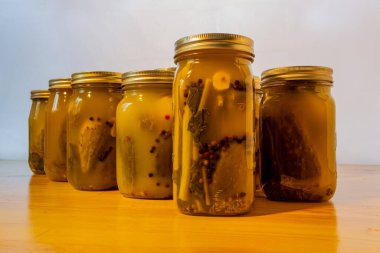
[179,106,192,201]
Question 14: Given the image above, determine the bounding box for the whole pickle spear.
[79,119,114,173]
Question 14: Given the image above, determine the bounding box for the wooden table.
[0,161,379,252]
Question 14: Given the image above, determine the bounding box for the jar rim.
[261,66,333,88]
[71,71,122,87]
[31,89,50,99]
[122,68,175,89]
[174,33,254,63]
[49,78,71,89]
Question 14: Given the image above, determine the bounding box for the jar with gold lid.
[116,68,175,199]
[29,90,50,174]
[260,66,336,202]
[67,71,122,190]
[45,78,72,181]
[173,33,255,215]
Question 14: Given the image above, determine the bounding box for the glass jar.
[29,90,50,174]
[173,33,255,215]
[67,72,122,190]
[253,75,265,197]
[260,66,336,202]
[45,78,72,181]
[116,68,175,199]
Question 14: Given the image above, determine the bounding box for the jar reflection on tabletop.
[260,66,337,202]
[172,33,256,216]
[67,71,122,191]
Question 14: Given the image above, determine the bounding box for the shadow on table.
[245,196,335,217]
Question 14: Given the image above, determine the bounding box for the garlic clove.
[213,71,231,91]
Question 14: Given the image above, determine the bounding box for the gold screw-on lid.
[122,68,175,89]
[49,78,71,89]
[154,67,177,72]
[174,33,254,63]
[31,89,50,99]
[71,71,122,86]
[261,66,333,88]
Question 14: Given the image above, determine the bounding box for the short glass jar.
[45,78,72,181]
[67,71,122,190]
[260,66,336,202]
[29,90,50,174]
[116,68,175,199]
[173,33,255,215]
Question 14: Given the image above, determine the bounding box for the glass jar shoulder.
[262,85,333,112]
[47,89,72,114]
[175,56,252,88]
[118,89,171,113]
[29,99,48,121]
[68,88,121,117]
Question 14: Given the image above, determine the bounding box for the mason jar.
[260,66,336,202]
[116,68,175,199]
[173,33,255,215]
[67,71,122,190]
[29,90,50,174]
[45,78,72,181]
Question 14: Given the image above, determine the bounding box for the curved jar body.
[254,76,264,197]
[45,79,72,181]
[173,33,255,215]
[260,66,337,202]
[29,90,50,174]
[116,69,174,198]
[67,72,122,190]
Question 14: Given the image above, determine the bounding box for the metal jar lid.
[31,90,50,99]
[174,33,254,63]
[261,66,333,88]
[71,71,122,87]
[49,78,71,89]
[122,68,175,89]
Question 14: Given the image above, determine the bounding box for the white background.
[0,0,379,164]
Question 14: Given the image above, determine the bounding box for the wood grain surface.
[0,161,379,252]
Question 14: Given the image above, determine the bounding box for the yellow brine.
[116,68,175,199]
[173,33,255,215]
[67,72,122,190]
[29,90,50,174]
[45,78,72,181]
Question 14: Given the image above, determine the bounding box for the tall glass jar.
[173,33,255,216]
[67,72,122,190]
[253,75,265,197]
[116,68,175,199]
[45,78,72,181]
[260,66,336,202]
[29,90,50,174]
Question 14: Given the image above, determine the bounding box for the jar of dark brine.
[116,68,175,199]
[260,66,336,202]
[29,90,50,174]
[173,33,255,215]
[45,78,72,181]
[67,71,122,190]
